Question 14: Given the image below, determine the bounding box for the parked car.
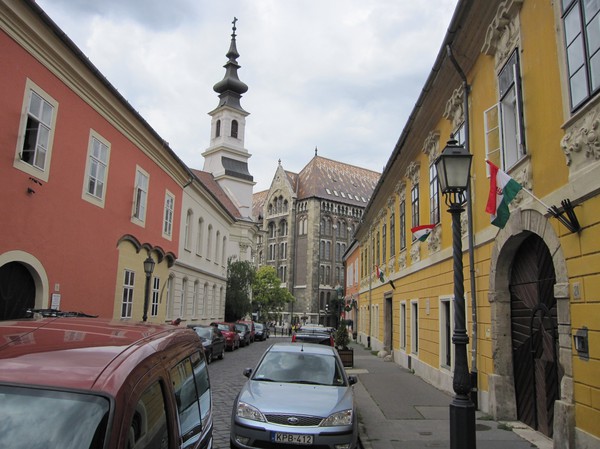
[254,322,268,341]
[189,324,226,364]
[235,322,252,347]
[237,319,256,342]
[297,324,336,334]
[0,317,213,449]
[211,321,241,351]
[230,342,358,449]
[292,329,335,346]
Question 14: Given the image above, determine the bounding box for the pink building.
[0,0,189,319]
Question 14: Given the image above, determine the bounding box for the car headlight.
[321,409,353,426]
[236,401,266,422]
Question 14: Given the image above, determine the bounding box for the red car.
[211,321,241,351]
[0,316,213,449]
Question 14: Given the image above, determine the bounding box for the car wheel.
[219,346,225,359]
[206,351,213,364]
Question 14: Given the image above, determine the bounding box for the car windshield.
[0,385,109,449]
[255,324,263,330]
[235,324,247,333]
[194,327,211,339]
[216,324,229,332]
[253,352,345,386]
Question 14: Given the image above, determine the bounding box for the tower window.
[231,120,238,138]
[216,120,221,137]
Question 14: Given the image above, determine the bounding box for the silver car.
[230,342,358,449]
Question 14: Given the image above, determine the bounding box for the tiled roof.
[191,169,242,219]
[252,189,269,220]
[297,156,380,205]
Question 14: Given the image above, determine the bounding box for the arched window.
[207,225,213,260]
[216,119,221,137]
[231,120,238,138]
[215,231,221,264]
[184,210,193,250]
[196,218,204,255]
[222,236,227,266]
[283,200,289,212]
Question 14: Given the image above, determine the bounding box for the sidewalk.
[347,341,553,449]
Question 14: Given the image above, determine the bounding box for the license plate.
[271,432,314,445]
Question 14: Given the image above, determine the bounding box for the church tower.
[202,18,255,219]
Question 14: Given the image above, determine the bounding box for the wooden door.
[510,234,560,437]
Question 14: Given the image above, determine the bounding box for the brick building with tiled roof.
[253,151,380,325]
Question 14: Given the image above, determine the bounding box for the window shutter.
[484,104,501,176]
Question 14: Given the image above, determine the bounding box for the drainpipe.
[446,44,478,409]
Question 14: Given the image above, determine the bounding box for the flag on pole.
[411,224,435,242]
[485,160,523,228]
[375,265,385,283]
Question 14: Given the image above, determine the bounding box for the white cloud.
[37,0,458,191]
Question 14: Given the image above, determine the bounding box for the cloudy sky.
[36,0,458,192]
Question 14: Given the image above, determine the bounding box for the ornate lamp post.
[142,254,155,322]
[434,139,475,449]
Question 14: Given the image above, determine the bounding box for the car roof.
[0,317,200,392]
[267,342,336,355]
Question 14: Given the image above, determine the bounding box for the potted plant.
[335,320,353,367]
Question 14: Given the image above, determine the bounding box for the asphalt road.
[207,335,288,449]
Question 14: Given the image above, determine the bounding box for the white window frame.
[184,210,193,250]
[439,296,454,371]
[82,130,110,207]
[151,277,160,317]
[14,79,58,181]
[121,269,135,319]
[400,301,407,350]
[180,278,187,318]
[132,166,149,225]
[484,50,526,173]
[411,300,419,355]
[162,191,175,239]
[196,218,204,256]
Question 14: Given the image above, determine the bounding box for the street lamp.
[142,254,155,322]
[336,286,344,328]
[434,139,475,449]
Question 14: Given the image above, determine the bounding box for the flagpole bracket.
[548,199,581,233]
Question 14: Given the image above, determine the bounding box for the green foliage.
[252,266,294,320]
[335,320,351,349]
[225,259,255,321]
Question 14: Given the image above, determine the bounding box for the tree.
[335,320,350,349]
[252,266,294,321]
[225,259,255,321]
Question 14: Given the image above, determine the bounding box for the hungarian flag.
[375,265,385,283]
[485,160,523,228]
[411,224,435,242]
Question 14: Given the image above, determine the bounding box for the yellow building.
[355,1,599,447]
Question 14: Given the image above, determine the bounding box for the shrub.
[335,320,351,349]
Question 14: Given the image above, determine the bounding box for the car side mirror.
[243,368,253,378]
[348,375,358,386]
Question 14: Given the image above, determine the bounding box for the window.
[193,282,199,317]
[400,302,407,349]
[163,192,175,238]
[222,236,227,266]
[440,298,452,368]
[411,301,419,354]
[132,168,149,223]
[411,185,419,238]
[484,50,525,171]
[563,0,600,110]
[166,276,174,320]
[130,381,169,449]
[121,270,135,319]
[382,224,387,263]
[376,231,380,267]
[15,80,58,180]
[231,120,238,138]
[390,210,396,257]
[151,277,160,317]
[196,218,204,256]
[429,164,440,225]
[207,225,213,260]
[184,210,193,250]
[215,231,221,264]
[216,119,221,137]
[83,131,110,206]
[170,354,206,444]
[399,200,406,250]
[180,279,187,318]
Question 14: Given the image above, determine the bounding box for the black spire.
[213,17,248,111]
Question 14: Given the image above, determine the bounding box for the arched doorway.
[0,262,36,320]
[509,234,561,438]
